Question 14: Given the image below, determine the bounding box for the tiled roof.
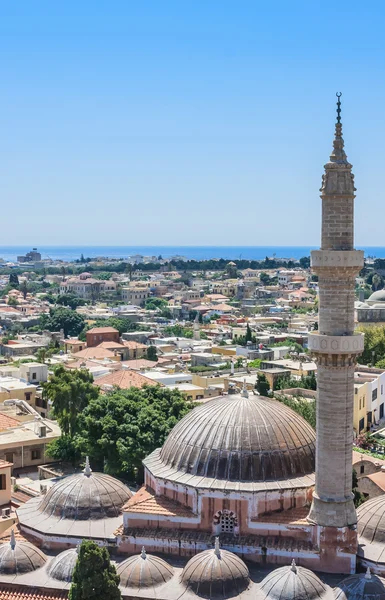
[121,359,159,370]
[96,370,157,390]
[123,486,195,517]
[367,471,385,492]
[0,585,67,599]
[97,341,126,349]
[353,450,385,466]
[255,506,309,525]
[0,460,13,469]
[121,341,147,349]
[87,327,119,334]
[72,347,116,359]
[11,490,33,504]
[0,414,20,431]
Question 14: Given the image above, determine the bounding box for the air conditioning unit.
[2,508,11,518]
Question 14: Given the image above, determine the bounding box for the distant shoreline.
[0,245,382,263]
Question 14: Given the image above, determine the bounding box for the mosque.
[1,96,385,598]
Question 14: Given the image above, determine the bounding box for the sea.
[0,245,383,263]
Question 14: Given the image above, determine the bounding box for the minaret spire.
[307,95,364,565]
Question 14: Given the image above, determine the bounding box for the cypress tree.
[69,540,121,600]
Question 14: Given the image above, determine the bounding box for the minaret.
[307,94,364,531]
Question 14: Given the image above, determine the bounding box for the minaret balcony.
[311,249,364,269]
[308,332,364,355]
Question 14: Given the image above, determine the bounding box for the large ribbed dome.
[257,561,334,600]
[117,548,174,588]
[159,392,315,482]
[181,539,250,599]
[334,569,385,599]
[357,495,385,564]
[0,533,47,575]
[48,548,78,582]
[38,461,132,520]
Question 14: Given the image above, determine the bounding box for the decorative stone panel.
[308,332,364,355]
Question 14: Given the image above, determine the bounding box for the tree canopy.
[44,366,98,437]
[56,294,87,309]
[78,386,192,481]
[69,540,121,600]
[357,325,385,365]
[39,307,85,337]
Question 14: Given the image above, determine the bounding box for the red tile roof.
[123,486,195,517]
[96,370,158,390]
[0,585,67,599]
[122,341,147,349]
[367,471,385,492]
[255,506,309,525]
[0,414,20,431]
[87,327,119,334]
[72,347,116,359]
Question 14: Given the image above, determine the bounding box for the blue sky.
[1,1,384,246]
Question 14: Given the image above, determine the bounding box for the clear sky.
[1,1,384,246]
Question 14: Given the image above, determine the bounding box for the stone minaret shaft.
[308,95,364,528]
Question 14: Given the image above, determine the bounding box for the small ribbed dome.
[0,531,47,575]
[258,561,334,600]
[159,393,315,482]
[367,290,385,304]
[357,495,385,564]
[48,548,78,582]
[334,568,385,599]
[181,539,250,598]
[117,548,173,588]
[38,459,132,520]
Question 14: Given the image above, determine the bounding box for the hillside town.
[3,0,385,595]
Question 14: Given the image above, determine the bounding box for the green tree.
[20,280,28,300]
[145,297,168,310]
[36,348,47,364]
[40,307,85,337]
[259,272,270,285]
[353,468,365,508]
[46,434,82,466]
[7,296,18,306]
[372,273,384,292]
[299,256,311,269]
[9,272,19,287]
[275,394,316,429]
[146,345,158,361]
[245,323,253,343]
[79,386,192,481]
[357,325,385,365]
[69,540,121,600]
[256,373,270,396]
[56,294,86,310]
[44,367,98,437]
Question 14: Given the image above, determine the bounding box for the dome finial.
[9,529,16,550]
[214,536,221,558]
[290,559,297,573]
[365,567,372,579]
[141,546,147,559]
[336,92,342,124]
[241,379,249,398]
[83,456,92,477]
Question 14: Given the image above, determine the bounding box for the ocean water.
[0,245,383,263]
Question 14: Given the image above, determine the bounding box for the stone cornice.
[311,250,364,269]
[308,332,364,355]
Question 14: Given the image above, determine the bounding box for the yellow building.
[211,346,237,357]
[354,381,368,435]
[0,377,41,415]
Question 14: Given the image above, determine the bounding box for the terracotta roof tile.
[86,327,119,334]
[96,370,158,390]
[0,414,20,431]
[0,585,67,599]
[121,341,147,349]
[72,347,116,359]
[97,341,126,349]
[255,506,309,525]
[367,471,385,492]
[123,486,195,518]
